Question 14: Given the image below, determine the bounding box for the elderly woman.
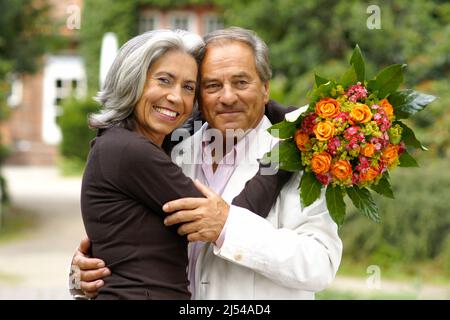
[80,29,290,300]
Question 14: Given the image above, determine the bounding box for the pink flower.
[356,156,370,172]
[352,172,359,185]
[398,141,406,154]
[327,137,341,156]
[301,113,318,134]
[345,82,368,102]
[344,126,360,140]
[316,173,332,186]
[335,111,349,122]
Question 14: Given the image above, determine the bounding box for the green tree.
[0,0,60,206]
[58,97,99,163]
[221,0,450,102]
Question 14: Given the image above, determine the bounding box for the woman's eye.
[158,77,170,84]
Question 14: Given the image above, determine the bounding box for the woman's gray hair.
[89,29,205,129]
[203,26,272,82]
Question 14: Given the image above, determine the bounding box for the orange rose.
[311,152,332,175]
[331,160,353,181]
[361,143,376,157]
[315,98,341,118]
[380,98,394,118]
[382,144,399,166]
[360,166,379,182]
[350,103,372,124]
[294,129,309,151]
[313,121,335,141]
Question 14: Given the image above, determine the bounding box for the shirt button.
[234,252,243,261]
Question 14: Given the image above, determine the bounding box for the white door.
[41,55,87,144]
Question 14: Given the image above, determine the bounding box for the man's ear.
[262,81,270,104]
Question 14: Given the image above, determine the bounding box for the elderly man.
[71,27,342,300]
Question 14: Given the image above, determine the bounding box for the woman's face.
[134,50,198,145]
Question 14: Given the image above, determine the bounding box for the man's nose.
[219,85,238,106]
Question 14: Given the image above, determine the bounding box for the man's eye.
[205,83,220,89]
[184,84,195,92]
[236,80,248,87]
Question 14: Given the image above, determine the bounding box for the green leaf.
[367,64,406,99]
[315,74,329,87]
[267,119,298,139]
[370,175,394,199]
[389,89,437,120]
[325,185,346,228]
[347,187,380,223]
[339,65,358,88]
[311,80,336,101]
[300,171,323,207]
[395,121,428,151]
[350,44,365,82]
[398,150,419,167]
[261,140,303,172]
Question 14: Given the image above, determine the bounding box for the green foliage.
[367,64,405,99]
[261,140,302,172]
[339,65,357,89]
[58,98,100,163]
[221,0,449,105]
[395,121,427,151]
[350,44,365,82]
[325,185,346,227]
[266,118,299,139]
[398,150,420,167]
[0,0,62,76]
[390,90,437,120]
[341,158,450,269]
[300,171,322,207]
[370,175,394,199]
[347,186,380,223]
[0,0,61,217]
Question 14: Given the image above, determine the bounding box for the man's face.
[199,41,269,135]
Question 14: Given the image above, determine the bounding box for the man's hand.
[71,237,110,299]
[163,179,230,242]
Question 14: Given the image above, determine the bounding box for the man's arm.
[164,174,342,292]
[69,237,110,299]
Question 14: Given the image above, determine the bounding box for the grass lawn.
[0,206,38,244]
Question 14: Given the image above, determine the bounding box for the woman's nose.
[166,91,182,104]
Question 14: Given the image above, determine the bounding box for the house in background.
[1,1,222,166]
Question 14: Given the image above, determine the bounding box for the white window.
[169,12,196,33]
[139,12,159,33]
[54,79,79,112]
[204,15,224,34]
[6,73,23,108]
[171,16,189,30]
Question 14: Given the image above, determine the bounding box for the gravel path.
[0,166,85,300]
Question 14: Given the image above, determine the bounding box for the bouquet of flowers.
[263,45,436,227]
